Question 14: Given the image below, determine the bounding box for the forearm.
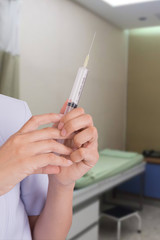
[33,176,75,240]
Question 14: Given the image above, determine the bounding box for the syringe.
[64,32,96,114]
[58,33,96,146]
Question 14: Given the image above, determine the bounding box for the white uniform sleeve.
[20,102,48,216]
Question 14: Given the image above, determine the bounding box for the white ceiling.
[73,0,160,29]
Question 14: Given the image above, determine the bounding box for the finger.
[28,139,73,155]
[60,100,68,114]
[70,148,99,167]
[34,166,60,174]
[42,165,60,174]
[60,114,93,137]
[30,153,73,170]
[52,101,68,128]
[58,108,85,130]
[22,127,66,143]
[19,113,63,134]
[73,127,98,148]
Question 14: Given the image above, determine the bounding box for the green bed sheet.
[75,149,144,189]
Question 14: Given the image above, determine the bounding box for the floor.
[99,205,160,240]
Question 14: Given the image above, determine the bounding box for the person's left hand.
[50,107,99,187]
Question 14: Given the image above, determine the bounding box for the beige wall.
[126,27,160,153]
[20,0,128,150]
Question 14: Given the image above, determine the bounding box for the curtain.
[0,0,20,98]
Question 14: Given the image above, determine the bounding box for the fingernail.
[58,122,64,130]
[67,160,73,165]
[61,128,66,136]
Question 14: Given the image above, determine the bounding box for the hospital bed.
[67,149,146,240]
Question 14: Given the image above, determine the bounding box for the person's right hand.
[0,113,73,196]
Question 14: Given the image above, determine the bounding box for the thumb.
[34,166,60,174]
[52,100,68,128]
[60,100,68,114]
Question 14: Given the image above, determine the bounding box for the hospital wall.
[126,28,160,153]
[20,0,128,150]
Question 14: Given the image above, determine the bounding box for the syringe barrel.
[73,67,88,105]
[59,68,88,145]
[68,67,88,108]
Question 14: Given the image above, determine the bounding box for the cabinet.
[67,200,99,240]
[118,161,160,199]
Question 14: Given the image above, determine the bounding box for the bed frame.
[67,162,146,240]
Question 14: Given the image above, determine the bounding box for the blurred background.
[1,0,160,239]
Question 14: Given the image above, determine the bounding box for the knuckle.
[47,139,55,146]
[50,127,58,135]
[47,153,54,162]
[86,114,93,124]
[12,134,22,145]
[77,107,85,114]
[60,116,66,123]
[31,116,39,124]
[65,123,74,134]
[74,135,81,147]
[90,126,98,136]
[46,127,54,135]
[60,157,66,164]
[79,148,85,159]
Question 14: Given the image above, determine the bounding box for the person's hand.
[0,113,73,196]
[50,108,99,187]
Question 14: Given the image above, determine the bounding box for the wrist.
[48,175,75,192]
